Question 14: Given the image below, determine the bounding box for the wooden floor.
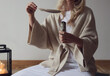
[12,60,110,74]
[96,60,110,74]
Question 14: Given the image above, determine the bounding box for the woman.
[12,0,98,76]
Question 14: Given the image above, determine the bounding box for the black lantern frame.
[0,45,12,76]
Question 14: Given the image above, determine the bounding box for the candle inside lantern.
[0,61,8,74]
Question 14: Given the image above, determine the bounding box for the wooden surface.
[96,60,110,74]
[12,60,43,69]
[12,60,110,74]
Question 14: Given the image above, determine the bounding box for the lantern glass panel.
[0,53,8,74]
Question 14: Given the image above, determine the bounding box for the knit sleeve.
[74,7,98,67]
[27,17,52,50]
[74,8,98,67]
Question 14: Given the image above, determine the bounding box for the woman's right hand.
[26,2,37,16]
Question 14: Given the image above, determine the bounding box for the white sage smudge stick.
[39,8,61,13]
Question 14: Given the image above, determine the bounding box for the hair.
[56,0,85,26]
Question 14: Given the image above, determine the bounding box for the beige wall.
[0,0,110,60]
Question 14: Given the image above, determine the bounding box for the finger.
[62,39,71,43]
[59,34,66,42]
[28,6,35,11]
[30,2,37,9]
[60,36,67,43]
[64,33,74,39]
[59,31,64,35]
[29,5,36,11]
[65,37,74,43]
[27,6,35,13]
[59,35,63,42]
[28,2,37,10]
[59,34,63,38]
[61,39,67,43]
[30,6,36,11]
[59,35,65,43]
[31,2,37,8]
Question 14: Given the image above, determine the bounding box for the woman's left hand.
[59,31,75,43]
[59,31,83,50]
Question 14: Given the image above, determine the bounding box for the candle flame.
[0,61,8,74]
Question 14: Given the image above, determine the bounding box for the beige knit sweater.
[28,6,98,76]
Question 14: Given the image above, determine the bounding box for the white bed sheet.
[12,64,92,76]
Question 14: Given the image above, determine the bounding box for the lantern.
[0,45,12,76]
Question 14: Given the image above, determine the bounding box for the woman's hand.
[26,2,37,16]
[59,31,83,48]
[26,2,37,27]
[59,31,75,43]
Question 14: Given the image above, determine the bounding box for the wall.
[86,0,110,60]
[0,0,110,60]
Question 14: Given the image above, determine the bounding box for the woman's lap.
[12,64,92,76]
